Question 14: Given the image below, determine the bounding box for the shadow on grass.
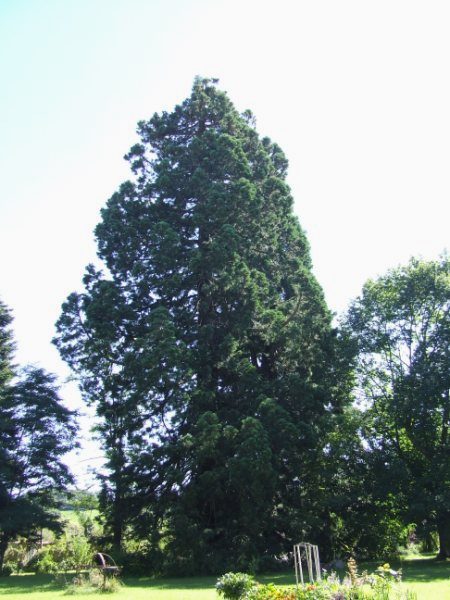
[123,575,218,589]
[0,573,63,594]
[258,573,296,585]
[123,572,298,590]
[120,559,449,590]
[122,572,298,590]
[352,556,450,584]
[399,558,450,583]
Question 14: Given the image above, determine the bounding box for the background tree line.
[1,78,448,575]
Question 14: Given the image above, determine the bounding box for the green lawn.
[0,555,448,599]
[0,574,218,600]
[59,510,101,533]
[389,555,450,600]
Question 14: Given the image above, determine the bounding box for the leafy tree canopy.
[345,255,450,559]
[0,300,77,571]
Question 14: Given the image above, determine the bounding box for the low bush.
[33,534,92,574]
[109,540,161,576]
[35,550,59,574]
[63,569,123,594]
[0,565,13,577]
[216,572,256,599]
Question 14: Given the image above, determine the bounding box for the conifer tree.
[55,78,348,572]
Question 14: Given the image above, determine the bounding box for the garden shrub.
[3,538,29,573]
[35,549,59,574]
[0,565,13,577]
[216,572,256,599]
[32,534,92,573]
[110,547,158,576]
[63,569,122,594]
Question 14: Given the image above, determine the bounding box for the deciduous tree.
[345,256,450,559]
[0,301,77,571]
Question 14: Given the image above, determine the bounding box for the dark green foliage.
[0,301,77,572]
[345,256,450,559]
[0,301,14,394]
[54,78,349,572]
[58,489,98,512]
[316,407,406,560]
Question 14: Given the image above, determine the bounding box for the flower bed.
[216,563,417,600]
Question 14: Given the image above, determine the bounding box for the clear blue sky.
[1,0,448,485]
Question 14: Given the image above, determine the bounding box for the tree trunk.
[112,460,125,550]
[112,501,123,550]
[0,534,10,573]
[109,435,126,551]
[422,530,437,553]
[436,511,450,559]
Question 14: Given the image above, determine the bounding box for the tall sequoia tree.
[54,78,348,573]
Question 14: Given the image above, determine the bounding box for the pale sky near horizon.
[1,0,449,487]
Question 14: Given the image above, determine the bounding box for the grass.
[0,573,218,600]
[332,554,450,600]
[389,554,450,600]
[0,555,448,599]
[59,511,100,526]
